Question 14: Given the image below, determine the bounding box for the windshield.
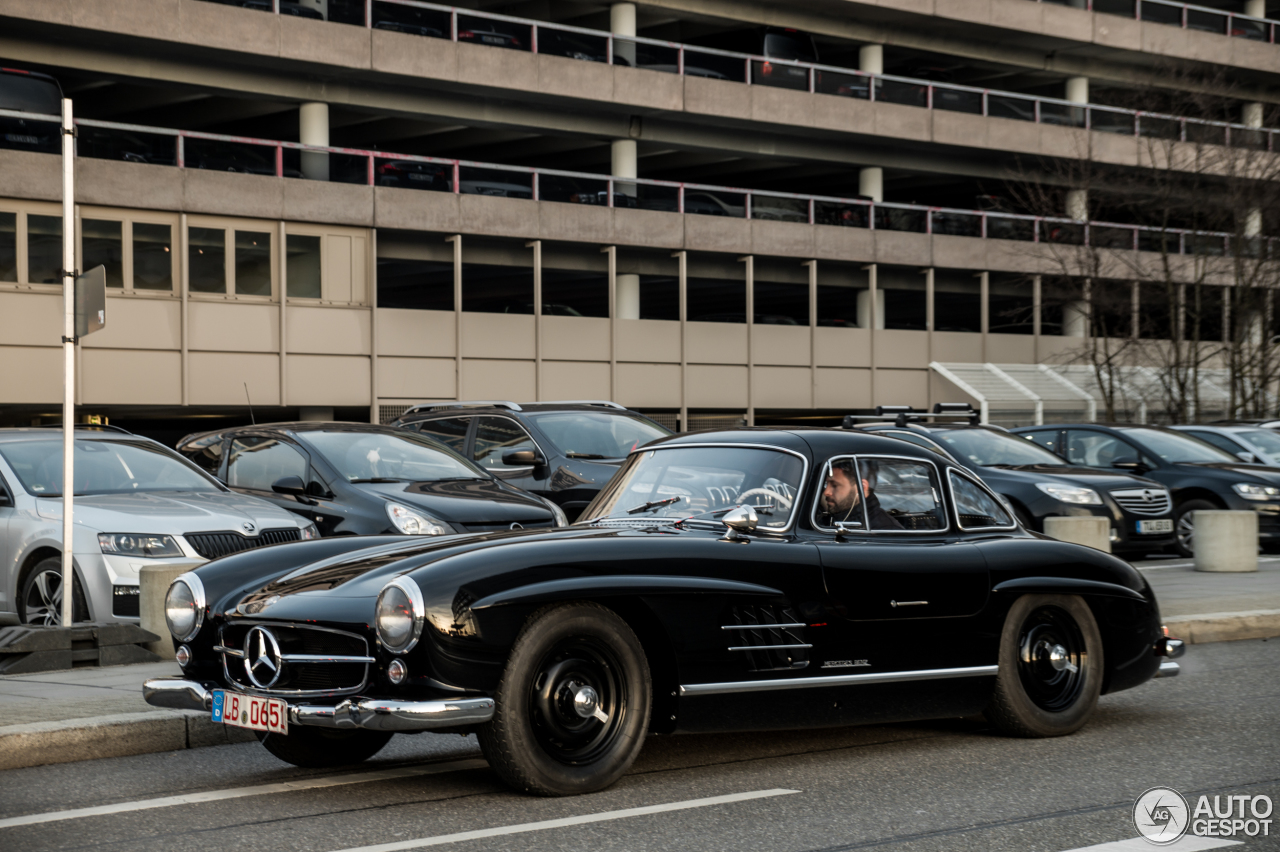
[530,412,671,459]
[1127,428,1237,463]
[0,439,221,497]
[582,446,804,529]
[302,431,489,482]
[932,429,1067,467]
[1239,429,1280,457]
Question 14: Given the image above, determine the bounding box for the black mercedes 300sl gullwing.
[144,429,1185,796]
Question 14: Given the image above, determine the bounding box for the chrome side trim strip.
[279,654,377,664]
[721,623,806,630]
[727,644,813,651]
[679,664,999,696]
[213,644,244,658]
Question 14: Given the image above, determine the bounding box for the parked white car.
[0,428,318,626]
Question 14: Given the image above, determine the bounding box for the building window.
[462,237,533,314]
[27,214,62,285]
[687,252,746,323]
[0,212,15,282]
[132,222,173,291]
[933,270,982,334]
[541,241,609,318]
[187,221,276,298]
[234,231,272,296]
[286,234,322,298]
[81,219,124,288]
[188,227,226,293]
[285,226,369,304]
[753,258,809,325]
[816,261,867,328]
[989,273,1034,335]
[880,265,927,331]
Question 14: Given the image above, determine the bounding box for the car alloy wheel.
[20,559,88,626]
[1176,513,1195,554]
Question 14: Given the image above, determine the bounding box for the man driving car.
[821,458,904,530]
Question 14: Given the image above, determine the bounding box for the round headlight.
[164,574,205,642]
[376,577,424,654]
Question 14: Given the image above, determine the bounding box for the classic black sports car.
[144,429,1184,796]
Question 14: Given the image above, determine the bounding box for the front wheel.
[256,726,392,768]
[985,594,1103,738]
[1173,499,1218,557]
[478,602,651,796]
[19,558,89,625]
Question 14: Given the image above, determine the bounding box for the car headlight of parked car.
[98,533,184,558]
[376,577,424,654]
[1035,483,1103,505]
[385,502,451,535]
[164,573,205,642]
[1232,482,1280,501]
[541,496,569,527]
[300,522,320,540]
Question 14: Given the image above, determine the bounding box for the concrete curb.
[1165,609,1280,644]
[0,709,256,772]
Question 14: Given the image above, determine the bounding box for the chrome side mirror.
[721,505,758,540]
[1237,451,1256,463]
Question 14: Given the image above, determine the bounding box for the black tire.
[1173,498,1218,558]
[19,558,89,626]
[985,594,1104,738]
[255,726,392,768]
[477,601,651,796]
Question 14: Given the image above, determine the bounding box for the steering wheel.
[736,487,794,509]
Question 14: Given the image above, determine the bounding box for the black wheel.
[478,602,651,796]
[255,726,392,768]
[19,558,89,626]
[1173,498,1217,557]
[985,594,1103,738]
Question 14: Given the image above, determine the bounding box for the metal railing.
[3,107,1267,258]
[189,0,1278,150]
[1029,0,1277,43]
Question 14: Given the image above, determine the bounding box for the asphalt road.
[1,639,1276,852]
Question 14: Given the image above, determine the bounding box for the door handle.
[890,600,928,607]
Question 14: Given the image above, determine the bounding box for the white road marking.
[1057,835,1243,851]
[0,758,488,829]
[325,788,802,852]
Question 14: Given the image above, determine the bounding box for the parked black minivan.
[0,67,62,155]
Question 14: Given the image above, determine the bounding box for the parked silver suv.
[0,428,318,626]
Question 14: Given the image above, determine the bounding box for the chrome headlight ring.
[376,576,426,655]
[166,572,206,643]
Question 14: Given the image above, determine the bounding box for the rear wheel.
[1173,499,1218,557]
[985,594,1103,738]
[19,558,89,626]
[255,726,392,768]
[478,602,651,796]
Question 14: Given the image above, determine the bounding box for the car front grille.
[724,605,810,673]
[1110,489,1173,516]
[185,528,301,560]
[457,520,555,533]
[217,621,373,697]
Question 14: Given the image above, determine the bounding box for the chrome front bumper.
[143,677,495,732]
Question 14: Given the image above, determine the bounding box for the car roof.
[401,402,648,418]
[0,428,151,444]
[179,422,408,442]
[647,427,957,463]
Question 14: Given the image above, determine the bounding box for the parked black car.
[391,401,672,520]
[1013,423,1280,556]
[176,423,563,536]
[850,407,1176,555]
[144,428,1182,796]
[0,67,62,155]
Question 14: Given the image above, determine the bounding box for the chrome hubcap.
[1177,514,1195,551]
[571,684,608,722]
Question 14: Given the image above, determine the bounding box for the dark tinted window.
[473,416,537,470]
[950,471,1013,529]
[226,437,309,492]
[1063,430,1145,467]
[0,72,61,114]
[1185,431,1244,456]
[408,417,471,453]
[181,434,225,476]
[1022,430,1063,455]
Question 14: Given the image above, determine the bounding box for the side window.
[1188,431,1243,455]
[181,435,224,477]
[950,471,1014,530]
[1023,430,1062,455]
[473,416,536,470]
[816,456,945,532]
[1064,430,1136,468]
[412,417,471,453]
[883,430,949,456]
[226,437,308,492]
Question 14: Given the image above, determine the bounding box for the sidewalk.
[2,558,1279,773]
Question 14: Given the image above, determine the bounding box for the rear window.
[0,72,61,115]
[530,411,671,460]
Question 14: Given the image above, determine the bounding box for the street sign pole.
[61,97,75,628]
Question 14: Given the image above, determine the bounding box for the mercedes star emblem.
[244,626,283,689]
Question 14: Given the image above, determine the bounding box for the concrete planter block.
[1043,516,1111,553]
[140,565,193,658]
[1194,511,1258,573]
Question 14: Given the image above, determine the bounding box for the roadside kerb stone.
[1194,510,1259,573]
[1043,516,1111,552]
[1165,608,1280,644]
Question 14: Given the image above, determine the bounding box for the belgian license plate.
[1137,519,1174,534]
[211,689,288,735]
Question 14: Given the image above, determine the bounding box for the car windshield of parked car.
[582,446,804,529]
[0,439,220,497]
[302,431,488,482]
[1127,428,1237,463]
[932,429,1067,467]
[529,412,672,460]
[1239,428,1280,457]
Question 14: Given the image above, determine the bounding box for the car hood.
[1171,462,1280,483]
[352,478,552,524]
[35,490,303,532]
[984,464,1163,490]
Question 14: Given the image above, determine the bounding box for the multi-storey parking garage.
[1,0,1277,431]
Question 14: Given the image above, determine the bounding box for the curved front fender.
[992,576,1147,602]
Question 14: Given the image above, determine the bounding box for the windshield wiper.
[626,495,681,514]
[566,453,612,459]
[349,477,407,483]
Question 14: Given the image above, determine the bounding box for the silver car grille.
[1110,488,1173,516]
[216,621,374,697]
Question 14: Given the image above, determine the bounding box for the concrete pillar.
[857,288,885,329]
[1043,515,1111,553]
[1064,301,1089,338]
[1246,0,1266,18]
[1244,102,1263,241]
[859,44,883,75]
[611,3,636,66]
[139,564,190,657]
[1194,511,1259,572]
[300,102,329,182]
[859,167,883,203]
[612,137,641,320]
[300,406,334,421]
[1066,189,1088,221]
[1065,76,1089,104]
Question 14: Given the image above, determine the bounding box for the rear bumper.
[142,677,494,732]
